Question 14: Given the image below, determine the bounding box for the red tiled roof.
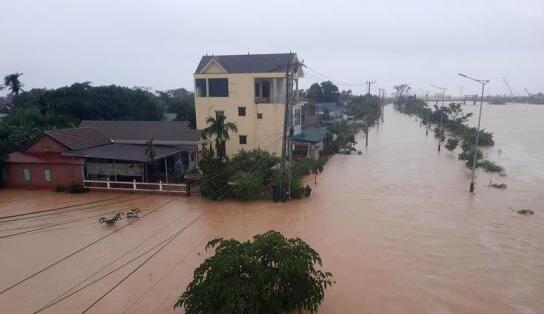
[5,152,84,164]
[43,127,112,150]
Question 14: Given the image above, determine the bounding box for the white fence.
[83,179,187,194]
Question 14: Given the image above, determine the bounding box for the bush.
[175,231,333,314]
[68,183,88,193]
[232,171,265,201]
[458,146,483,168]
[199,156,233,200]
[55,186,66,192]
[445,138,459,151]
[478,160,504,173]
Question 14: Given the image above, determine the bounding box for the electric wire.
[0,197,174,296]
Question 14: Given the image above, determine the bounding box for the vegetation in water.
[478,160,504,173]
[445,138,459,151]
[175,230,333,314]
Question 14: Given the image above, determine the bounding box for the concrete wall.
[195,72,287,157]
[5,162,83,189]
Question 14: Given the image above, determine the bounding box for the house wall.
[25,136,67,153]
[5,162,84,189]
[194,72,288,157]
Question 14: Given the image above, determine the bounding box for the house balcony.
[254,78,285,104]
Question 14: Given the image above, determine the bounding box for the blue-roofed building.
[291,126,331,159]
[314,102,345,121]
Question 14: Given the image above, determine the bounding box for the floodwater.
[0,104,543,313]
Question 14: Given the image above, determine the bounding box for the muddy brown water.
[0,104,543,313]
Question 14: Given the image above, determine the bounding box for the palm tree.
[202,115,237,159]
[4,73,24,96]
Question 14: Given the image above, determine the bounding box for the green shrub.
[445,138,459,151]
[458,146,483,168]
[175,231,333,314]
[55,186,66,192]
[478,160,504,172]
[69,183,88,193]
[232,171,265,201]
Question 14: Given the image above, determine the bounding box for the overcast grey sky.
[1,0,543,96]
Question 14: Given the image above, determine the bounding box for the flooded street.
[1,104,543,313]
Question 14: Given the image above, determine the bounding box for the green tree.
[145,139,156,161]
[175,231,333,314]
[4,73,24,95]
[320,81,339,102]
[306,83,323,103]
[202,115,238,159]
[445,138,459,151]
[157,88,195,127]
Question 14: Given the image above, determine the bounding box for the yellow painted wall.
[194,71,288,157]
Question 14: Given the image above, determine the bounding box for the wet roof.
[195,53,296,74]
[43,127,112,150]
[80,120,201,144]
[292,127,330,144]
[64,143,196,162]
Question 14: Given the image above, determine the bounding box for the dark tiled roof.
[44,127,112,150]
[195,53,296,74]
[64,143,196,162]
[80,120,201,144]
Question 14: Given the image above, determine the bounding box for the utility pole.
[365,80,376,95]
[459,73,489,193]
[279,58,299,201]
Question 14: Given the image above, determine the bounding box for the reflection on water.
[0,104,542,313]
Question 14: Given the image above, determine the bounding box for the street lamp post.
[458,73,490,193]
[431,84,447,152]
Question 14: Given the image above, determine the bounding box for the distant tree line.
[0,73,195,160]
[393,85,504,173]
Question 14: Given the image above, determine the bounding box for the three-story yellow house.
[194,53,303,157]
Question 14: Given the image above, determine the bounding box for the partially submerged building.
[2,121,203,191]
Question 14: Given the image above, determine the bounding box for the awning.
[64,143,196,162]
[291,127,330,144]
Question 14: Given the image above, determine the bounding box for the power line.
[79,214,202,314]
[33,213,202,313]
[0,197,174,296]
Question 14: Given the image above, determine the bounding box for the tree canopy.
[306,81,340,103]
[175,230,333,314]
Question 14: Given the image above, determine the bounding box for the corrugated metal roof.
[80,120,201,144]
[195,53,296,74]
[64,143,196,162]
[292,127,330,144]
[44,128,112,150]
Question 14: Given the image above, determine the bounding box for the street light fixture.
[458,73,490,193]
[431,84,447,152]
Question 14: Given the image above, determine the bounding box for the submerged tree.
[175,230,333,314]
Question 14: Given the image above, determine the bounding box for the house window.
[23,168,30,182]
[44,169,52,182]
[195,79,207,97]
[257,113,263,119]
[208,78,229,97]
[239,135,247,145]
[238,107,246,116]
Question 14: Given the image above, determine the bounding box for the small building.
[292,127,331,159]
[2,128,110,189]
[314,102,345,121]
[2,121,204,190]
